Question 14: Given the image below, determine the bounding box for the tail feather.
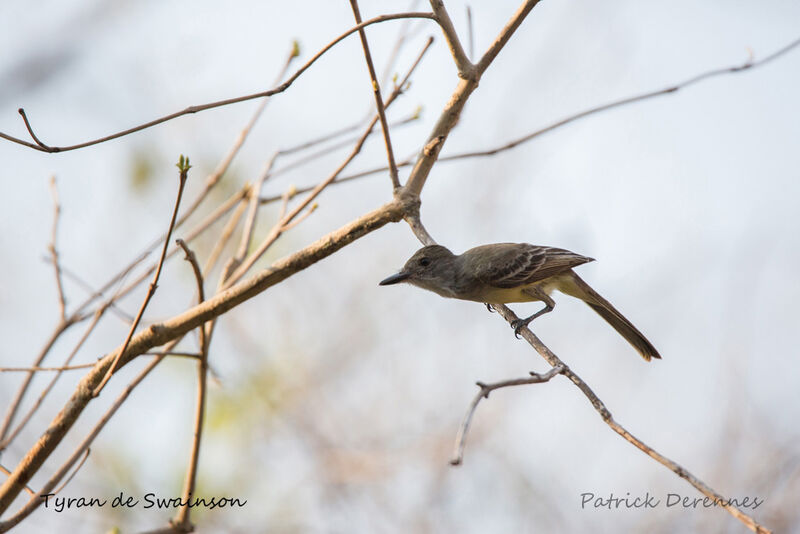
[559,272,661,362]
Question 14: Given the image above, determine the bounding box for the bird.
[379,243,661,361]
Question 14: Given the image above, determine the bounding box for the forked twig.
[0,13,435,153]
[493,304,771,534]
[451,364,565,465]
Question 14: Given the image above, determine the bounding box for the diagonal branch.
[0,12,435,153]
[172,240,208,532]
[349,0,401,190]
[47,176,67,321]
[0,194,415,515]
[491,304,772,534]
[429,0,474,79]
[93,156,191,396]
[451,364,565,465]
[403,0,542,198]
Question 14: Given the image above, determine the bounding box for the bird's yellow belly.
[476,276,566,304]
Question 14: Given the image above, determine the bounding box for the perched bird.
[379,243,660,361]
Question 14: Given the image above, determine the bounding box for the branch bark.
[0,195,414,514]
[491,304,772,534]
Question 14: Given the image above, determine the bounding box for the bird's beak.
[379,271,411,285]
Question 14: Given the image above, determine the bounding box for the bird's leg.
[511,289,556,338]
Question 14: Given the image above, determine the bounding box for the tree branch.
[92,156,191,397]
[0,12,435,153]
[350,0,402,189]
[491,304,772,534]
[0,194,415,514]
[172,240,207,532]
[429,0,475,79]
[450,364,565,465]
[403,0,542,197]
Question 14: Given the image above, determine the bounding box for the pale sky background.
[1,1,799,533]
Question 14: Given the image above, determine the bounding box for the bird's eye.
[419,257,431,267]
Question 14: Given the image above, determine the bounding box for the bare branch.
[203,195,249,275]
[0,323,70,446]
[48,176,67,321]
[235,153,279,262]
[0,308,106,450]
[444,35,800,161]
[466,6,474,60]
[93,156,191,396]
[0,363,97,373]
[52,448,90,495]
[491,304,772,534]
[0,465,34,497]
[0,12,435,153]
[0,353,166,531]
[274,33,800,205]
[429,0,474,79]
[475,0,542,74]
[225,37,434,286]
[451,365,565,465]
[404,0,542,197]
[0,195,414,515]
[350,0,401,189]
[173,240,207,531]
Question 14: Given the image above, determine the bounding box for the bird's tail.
[558,271,661,361]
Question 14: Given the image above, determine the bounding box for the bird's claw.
[511,319,528,339]
[485,303,494,313]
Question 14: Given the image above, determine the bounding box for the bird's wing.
[470,243,594,289]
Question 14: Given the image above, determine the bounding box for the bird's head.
[379,245,458,297]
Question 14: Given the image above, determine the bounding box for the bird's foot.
[485,303,494,313]
[511,318,531,339]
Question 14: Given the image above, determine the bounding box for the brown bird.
[380,243,661,361]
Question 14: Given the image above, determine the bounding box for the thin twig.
[0,307,107,450]
[225,37,434,286]
[443,36,800,161]
[235,154,279,262]
[0,12,435,153]
[379,0,422,89]
[429,0,474,79]
[203,194,249,275]
[259,33,800,205]
[475,0,542,74]
[48,176,67,321]
[0,351,168,532]
[173,240,208,531]
[0,194,414,516]
[404,0,541,197]
[350,0,401,190]
[3,184,244,444]
[143,351,202,359]
[272,112,420,180]
[0,465,34,497]
[0,363,97,373]
[44,260,134,322]
[58,40,294,328]
[0,325,72,444]
[491,304,771,534]
[93,156,191,396]
[281,203,318,231]
[52,448,90,495]
[451,365,565,465]
[466,6,474,60]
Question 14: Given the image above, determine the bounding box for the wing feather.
[467,243,593,288]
